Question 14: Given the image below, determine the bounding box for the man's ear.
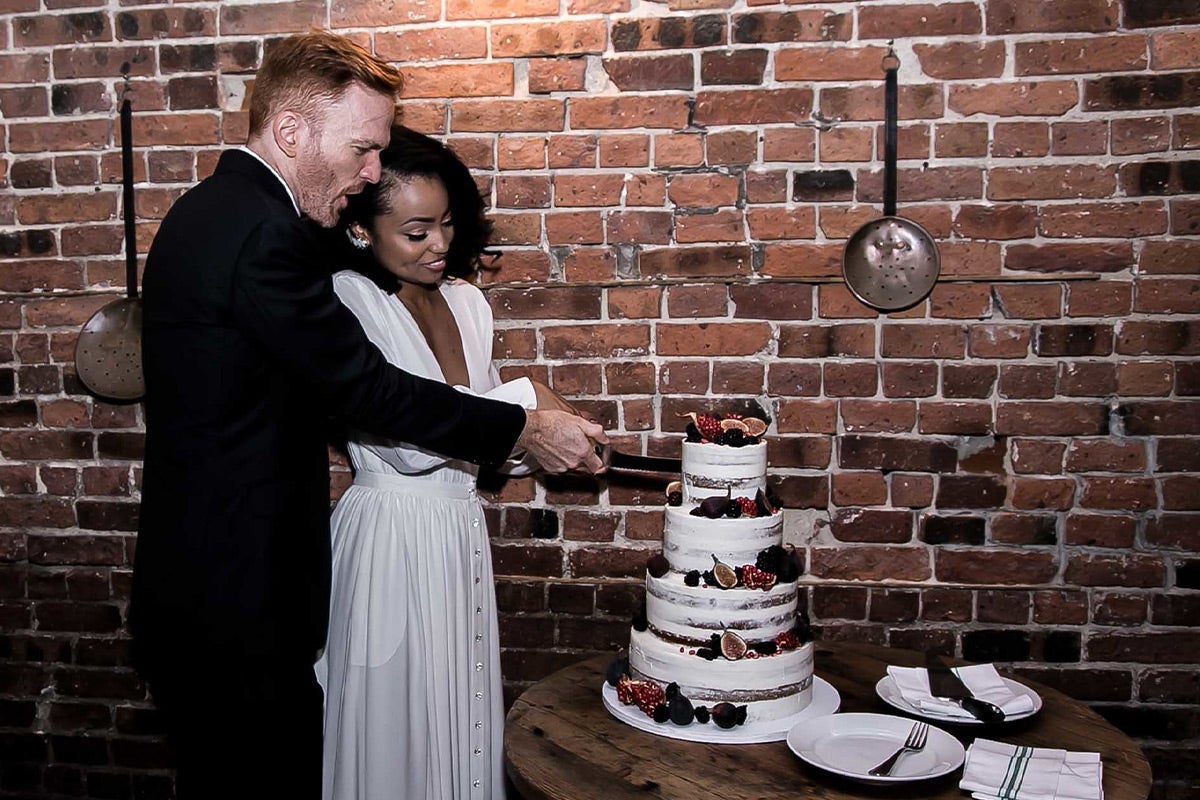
[273,110,304,158]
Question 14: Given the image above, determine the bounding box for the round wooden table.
[504,641,1152,800]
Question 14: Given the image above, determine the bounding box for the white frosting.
[682,440,766,502]
[629,629,814,722]
[663,506,782,574]
[645,572,797,644]
[626,437,814,726]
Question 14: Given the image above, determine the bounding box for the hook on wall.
[794,109,842,132]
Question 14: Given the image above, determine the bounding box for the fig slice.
[743,417,768,437]
[710,555,738,589]
[720,630,748,660]
[719,418,749,433]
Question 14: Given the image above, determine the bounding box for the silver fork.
[868,721,929,777]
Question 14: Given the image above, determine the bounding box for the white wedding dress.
[316,270,534,800]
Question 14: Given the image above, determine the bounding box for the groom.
[132,30,605,799]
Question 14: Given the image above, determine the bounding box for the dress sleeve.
[229,220,525,468]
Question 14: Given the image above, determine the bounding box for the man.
[131,31,605,799]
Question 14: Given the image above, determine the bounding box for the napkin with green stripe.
[960,738,1103,800]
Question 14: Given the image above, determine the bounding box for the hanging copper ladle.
[75,62,145,401]
[842,44,941,311]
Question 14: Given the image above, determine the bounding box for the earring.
[347,229,370,250]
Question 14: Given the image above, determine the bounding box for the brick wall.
[1,0,1198,797]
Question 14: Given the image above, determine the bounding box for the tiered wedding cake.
[611,413,814,731]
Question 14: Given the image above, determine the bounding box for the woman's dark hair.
[340,125,495,291]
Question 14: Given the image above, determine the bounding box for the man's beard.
[293,151,340,228]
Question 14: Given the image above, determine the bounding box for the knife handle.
[958,696,1006,724]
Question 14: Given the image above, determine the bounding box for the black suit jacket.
[132,150,525,675]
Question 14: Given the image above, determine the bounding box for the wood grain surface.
[505,641,1152,800]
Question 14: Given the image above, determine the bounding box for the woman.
[316,126,571,799]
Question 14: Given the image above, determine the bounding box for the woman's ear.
[347,223,372,250]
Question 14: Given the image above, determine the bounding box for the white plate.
[787,712,965,784]
[875,674,1042,724]
[602,675,840,744]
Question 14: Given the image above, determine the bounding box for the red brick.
[1058,362,1117,397]
[606,287,659,321]
[1040,202,1168,239]
[767,363,821,397]
[711,361,763,394]
[964,326,1032,362]
[528,58,587,94]
[918,402,993,435]
[1151,29,1200,69]
[1117,321,1200,355]
[330,0,439,27]
[1146,513,1200,549]
[569,546,651,579]
[1015,35,1147,76]
[762,128,816,163]
[603,54,691,91]
[776,45,887,82]
[448,0,557,18]
[934,122,990,158]
[115,8,215,39]
[608,211,672,244]
[810,546,930,582]
[1066,553,1166,588]
[1051,120,1109,156]
[763,245,842,280]
[219,0,323,35]
[665,285,727,318]
[859,3,980,38]
[820,84,943,123]
[1135,278,1200,314]
[598,134,650,168]
[989,165,1115,200]
[1138,238,1199,275]
[14,12,110,46]
[986,0,1119,33]
[402,63,513,99]
[9,119,110,153]
[542,324,649,359]
[1112,116,1172,155]
[492,20,605,57]
[929,284,992,319]
[840,400,916,433]
[0,52,50,83]
[570,95,688,130]
[624,174,666,206]
[489,213,541,246]
[777,400,837,434]
[1065,514,1136,548]
[1006,242,1134,273]
[550,173,622,208]
[1066,282,1132,316]
[731,10,848,43]
[953,204,1038,240]
[657,322,770,356]
[880,325,967,359]
[992,122,1050,158]
[694,88,813,126]
[610,14,725,52]
[914,41,1005,79]
[706,130,757,165]
[452,99,564,133]
[699,49,766,86]
[1163,476,1200,510]
[653,133,704,167]
[1009,477,1076,510]
[746,207,816,241]
[936,549,1058,585]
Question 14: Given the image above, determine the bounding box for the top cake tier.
[681,440,767,503]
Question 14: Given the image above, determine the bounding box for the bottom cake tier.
[628,628,814,723]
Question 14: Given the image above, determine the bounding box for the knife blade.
[925,653,1006,724]
[595,444,682,474]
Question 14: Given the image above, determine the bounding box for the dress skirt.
[317,472,506,800]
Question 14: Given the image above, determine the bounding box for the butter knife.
[925,653,1006,724]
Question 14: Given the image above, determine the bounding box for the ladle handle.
[120,95,138,299]
[883,56,898,218]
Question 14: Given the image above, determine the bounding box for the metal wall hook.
[794,110,842,132]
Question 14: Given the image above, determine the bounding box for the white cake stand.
[601,675,840,744]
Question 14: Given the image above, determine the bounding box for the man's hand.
[517,409,608,474]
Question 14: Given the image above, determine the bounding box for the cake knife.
[594,444,682,474]
[925,653,1006,723]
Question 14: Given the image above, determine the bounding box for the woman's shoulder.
[333,269,391,308]
[441,277,488,307]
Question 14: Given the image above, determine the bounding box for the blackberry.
[711,702,737,729]
[684,423,703,442]
[605,656,629,687]
[667,490,683,507]
[695,648,717,661]
[668,694,694,725]
[724,500,741,518]
[647,554,670,579]
[684,570,701,587]
[694,706,710,724]
[751,641,777,656]
[652,703,671,723]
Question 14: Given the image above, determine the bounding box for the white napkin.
[886,664,1036,720]
[960,738,1104,800]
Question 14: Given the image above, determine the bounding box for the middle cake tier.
[646,572,798,644]
[663,505,784,574]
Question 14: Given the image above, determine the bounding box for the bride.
[316,125,579,799]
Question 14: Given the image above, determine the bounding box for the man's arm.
[232,218,526,467]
